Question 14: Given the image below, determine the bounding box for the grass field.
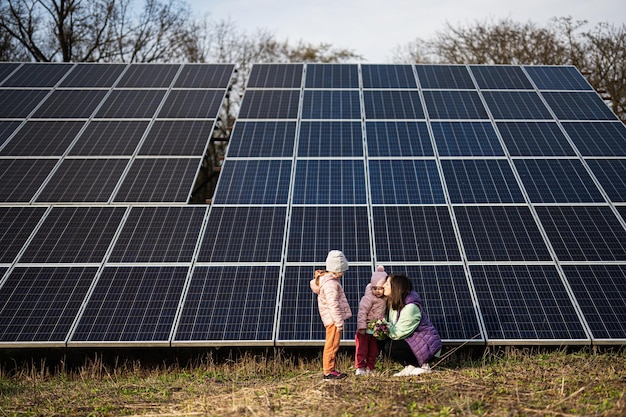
[0,346,624,416]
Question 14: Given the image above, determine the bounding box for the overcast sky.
[188,0,625,62]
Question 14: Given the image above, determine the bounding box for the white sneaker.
[408,363,432,376]
[355,367,368,376]
[393,365,416,376]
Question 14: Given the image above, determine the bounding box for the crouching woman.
[382,274,442,376]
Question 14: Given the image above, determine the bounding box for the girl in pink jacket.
[310,250,352,380]
[355,265,387,375]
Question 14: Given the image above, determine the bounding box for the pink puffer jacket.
[357,283,386,330]
[310,273,352,329]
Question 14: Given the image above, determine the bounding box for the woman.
[382,274,442,376]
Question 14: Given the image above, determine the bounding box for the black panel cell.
[0,159,58,202]
[0,90,50,118]
[0,267,97,342]
[198,206,286,263]
[247,64,303,88]
[71,266,188,342]
[525,66,593,91]
[470,65,533,89]
[305,64,359,88]
[278,265,372,341]
[35,159,129,203]
[542,92,617,120]
[372,206,460,262]
[174,64,234,88]
[563,265,626,340]
[116,64,180,88]
[2,63,72,87]
[455,206,551,261]
[113,158,200,203]
[369,159,445,204]
[287,206,371,263]
[0,120,85,156]
[0,63,20,84]
[536,206,626,262]
[293,160,366,204]
[301,90,361,119]
[69,121,149,156]
[213,159,292,205]
[496,121,576,156]
[139,120,214,156]
[366,121,433,157]
[363,90,424,119]
[60,63,126,87]
[227,121,296,158]
[0,207,47,263]
[423,91,488,119]
[19,206,126,264]
[415,65,474,89]
[0,121,20,148]
[514,159,605,203]
[482,91,553,120]
[109,207,205,263]
[361,64,417,88]
[471,265,588,341]
[442,159,524,203]
[562,121,626,156]
[175,266,279,342]
[431,122,503,156]
[33,90,107,118]
[95,90,166,119]
[298,121,363,157]
[238,90,300,119]
[586,159,626,202]
[157,90,224,118]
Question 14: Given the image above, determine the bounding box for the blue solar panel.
[32,90,107,118]
[69,121,149,156]
[423,91,488,119]
[157,90,224,118]
[305,64,359,88]
[496,122,576,156]
[361,64,417,88]
[0,267,97,343]
[431,122,504,156]
[525,66,593,91]
[364,90,424,119]
[536,206,626,262]
[0,63,20,84]
[298,121,363,157]
[198,206,286,263]
[0,207,47,263]
[562,121,626,156]
[0,90,49,118]
[542,92,617,120]
[1,121,85,156]
[71,266,188,343]
[95,90,166,119]
[301,90,361,119]
[416,65,474,89]
[115,64,179,88]
[442,159,524,203]
[287,206,371,262]
[213,159,292,205]
[175,266,279,342]
[563,264,626,340]
[238,90,300,119]
[369,159,445,204]
[138,120,215,156]
[483,91,553,119]
[247,64,303,88]
[455,206,552,261]
[372,206,460,262]
[59,63,126,87]
[470,65,533,90]
[365,121,433,157]
[293,160,366,204]
[514,159,605,203]
[173,64,234,88]
[470,265,588,341]
[3,63,73,87]
[227,121,296,157]
[586,159,626,202]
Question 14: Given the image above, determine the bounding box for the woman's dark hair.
[386,274,412,310]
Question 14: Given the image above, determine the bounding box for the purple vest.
[402,291,442,365]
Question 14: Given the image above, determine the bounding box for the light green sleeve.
[388,304,421,340]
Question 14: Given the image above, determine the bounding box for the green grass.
[0,347,624,416]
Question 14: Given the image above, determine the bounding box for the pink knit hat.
[370,265,387,286]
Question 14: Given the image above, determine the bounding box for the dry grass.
[0,346,625,416]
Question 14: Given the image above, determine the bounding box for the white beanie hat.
[371,265,387,286]
[325,250,349,273]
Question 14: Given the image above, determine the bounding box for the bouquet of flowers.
[367,317,389,340]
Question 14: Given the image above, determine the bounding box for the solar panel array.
[1,62,626,348]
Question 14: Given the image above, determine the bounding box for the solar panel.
[301,90,361,119]
[138,120,215,156]
[470,65,533,90]
[423,90,488,119]
[0,63,20,84]
[1,121,85,156]
[157,90,225,118]
[364,90,424,119]
[305,64,359,88]
[525,66,594,90]
[0,159,58,202]
[298,121,363,157]
[442,159,524,203]
[237,90,300,119]
[482,91,553,119]
[2,63,73,87]
[227,121,296,157]
[69,121,149,156]
[432,122,503,156]
[95,90,166,119]
[366,121,433,156]
[0,90,52,118]
[369,159,444,204]
[415,65,474,89]
[585,159,626,201]
[361,64,417,88]
[245,64,303,88]
[0,207,47,263]
[59,63,126,87]
[293,159,366,204]
[174,64,234,88]
[115,64,180,88]
[32,90,108,118]
[542,92,618,120]
[496,121,576,156]
[562,121,626,156]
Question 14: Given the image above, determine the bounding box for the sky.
[188,0,625,62]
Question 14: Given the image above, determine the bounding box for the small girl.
[355,265,387,375]
[310,250,352,380]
